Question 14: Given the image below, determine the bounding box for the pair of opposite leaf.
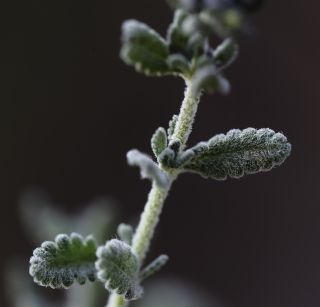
[121,9,239,95]
[30,230,169,301]
[127,120,291,188]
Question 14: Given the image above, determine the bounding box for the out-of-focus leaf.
[20,189,117,244]
[213,38,239,69]
[6,261,58,307]
[121,20,170,76]
[140,255,169,282]
[117,223,134,245]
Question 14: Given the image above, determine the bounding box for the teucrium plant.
[29,1,291,306]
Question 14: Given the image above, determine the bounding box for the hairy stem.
[106,293,127,307]
[131,182,172,261]
[107,82,200,307]
[171,81,201,148]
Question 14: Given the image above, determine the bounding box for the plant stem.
[106,293,127,307]
[171,80,201,148]
[107,82,200,307]
[131,182,172,261]
[131,82,200,262]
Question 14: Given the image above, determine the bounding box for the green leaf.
[140,255,169,282]
[151,127,168,158]
[199,9,245,38]
[96,239,142,301]
[29,233,97,289]
[121,20,170,76]
[192,66,231,95]
[166,53,190,75]
[117,223,134,245]
[127,149,170,188]
[213,38,239,70]
[167,9,208,60]
[181,128,291,180]
[167,10,190,56]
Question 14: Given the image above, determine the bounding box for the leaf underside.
[127,149,170,188]
[183,128,291,180]
[29,233,97,289]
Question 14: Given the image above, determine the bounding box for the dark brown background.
[1,0,319,306]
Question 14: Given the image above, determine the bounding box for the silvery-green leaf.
[127,149,170,188]
[151,127,168,158]
[29,233,97,289]
[182,128,291,180]
[140,255,169,282]
[121,20,170,76]
[96,239,142,301]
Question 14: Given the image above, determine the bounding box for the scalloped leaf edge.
[29,233,97,289]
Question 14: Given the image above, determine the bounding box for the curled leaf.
[121,20,170,76]
[192,66,231,95]
[182,128,291,180]
[29,233,97,289]
[127,149,170,188]
[96,239,142,301]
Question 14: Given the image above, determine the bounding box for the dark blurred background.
[1,0,320,306]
